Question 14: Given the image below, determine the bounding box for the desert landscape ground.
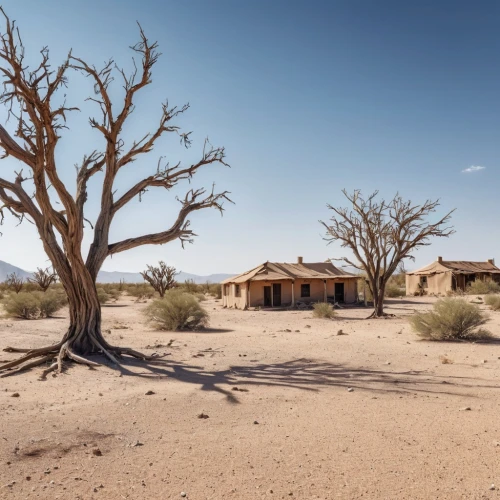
[1,295,500,500]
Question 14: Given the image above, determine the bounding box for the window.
[419,276,428,288]
[301,284,310,298]
[235,284,241,297]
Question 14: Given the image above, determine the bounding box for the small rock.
[145,390,155,396]
[49,480,55,485]
[482,360,487,364]
[347,388,354,392]
[131,441,144,447]
[181,492,187,498]
[197,413,209,419]
[253,420,259,425]
[460,407,472,411]
[305,325,311,328]
[92,448,102,456]
[384,362,391,365]
[11,393,20,398]
[284,329,292,332]
[295,330,300,333]
[490,484,496,491]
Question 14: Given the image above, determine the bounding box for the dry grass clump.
[3,290,67,319]
[123,283,156,300]
[385,283,405,298]
[439,355,454,364]
[409,298,490,341]
[312,302,337,319]
[144,290,209,331]
[466,280,500,295]
[485,295,500,311]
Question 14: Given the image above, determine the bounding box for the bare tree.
[28,267,58,292]
[5,272,23,293]
[0,9,230,377]
[140,261,178,297]
[321,190,454,318]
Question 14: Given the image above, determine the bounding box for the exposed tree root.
[365,312,397,319]
[0,336,154,378]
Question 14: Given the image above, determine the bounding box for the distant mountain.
[0,260,32,281]
[0,260,234,284]
[97,270,234,284]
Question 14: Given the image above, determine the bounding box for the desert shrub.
[144,290,209,330]
[2,290,67,319]
[312,302,337,319]
[3,292,40,319]
[97,288,110,304]
[485,295,500,311]
[467,280,500,295]
[409,298,490,341]
[125,283,155,300]
[194,293,207,302]
[38,290,67,317]
[385,283,405,298]
[180,279,200,294]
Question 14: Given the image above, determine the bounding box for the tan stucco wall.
[223,278,358,308]
[406,273,452,295]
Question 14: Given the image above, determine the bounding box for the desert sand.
[1,296,500,500]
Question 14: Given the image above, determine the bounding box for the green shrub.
[467,280,500,295]
[3,292,40,319]
[385,283,405,298]
[485,295,500,311]
[312,302,337,319]
[409,298,490,341]
[38,290,67,317]
[144,290,209,330]
[97,288,110,304]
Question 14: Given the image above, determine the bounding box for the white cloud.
[462,165,486,173]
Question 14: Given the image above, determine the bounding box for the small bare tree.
[28,267,58,292]
[140,261,178,297]
[5,272,23,293]
[0,9,230,377]
[321,190,454,318]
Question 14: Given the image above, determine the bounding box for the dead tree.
[0,9,230,377]
[28,267,58,292]
[5,272,23,293]
[140,261,178,297]
[321,190,454,318]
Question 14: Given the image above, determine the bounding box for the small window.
[420,276,428,288]
[235,284,241,297]
[301,284,310,298]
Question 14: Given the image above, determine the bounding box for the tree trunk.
[63,284,104,354]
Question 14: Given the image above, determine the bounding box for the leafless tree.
[140,261,178,297]
[0,9,230,377]
[28,267,58,292]
[321,190,454,318]
[5,272,23,293]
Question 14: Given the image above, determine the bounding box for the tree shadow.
[110,357,500,404]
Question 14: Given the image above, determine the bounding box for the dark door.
[272,283,282,307]
[264,286,272,307]
[334,282,345,303]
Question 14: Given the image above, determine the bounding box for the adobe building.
[405,257,500,295]
[221,257,358,309]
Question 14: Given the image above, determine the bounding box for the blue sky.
[0,0,499,275]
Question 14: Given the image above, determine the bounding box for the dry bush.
[2,290,66,319]
[5,272,24,293]
[467,280,500,295]
[144,290,209,330]
[409,298,490,341]
[141,261,178,297]
[123,283,156,300]
[485,295,500,311]
[96,288,110,305]
[28,267,58,292]
[179,279,200,294]
[439,355,454,364]
[385,283,405,298]
[194,293,207,302]
[312,302,337,319]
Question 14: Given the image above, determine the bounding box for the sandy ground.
[1,295,500,500]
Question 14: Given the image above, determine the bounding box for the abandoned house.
[221,257,358,309]
[405,257,500,295]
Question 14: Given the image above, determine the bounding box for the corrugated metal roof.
[221,261,357,284]
[407,260,500,276]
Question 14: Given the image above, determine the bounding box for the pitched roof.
[221,261,357,284]
[407,260,500,276]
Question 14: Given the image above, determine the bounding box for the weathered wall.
[406,273,452,295]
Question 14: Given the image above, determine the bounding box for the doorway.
[334,282,345,303]
[264,286,272,307]
[272,283,282,307]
